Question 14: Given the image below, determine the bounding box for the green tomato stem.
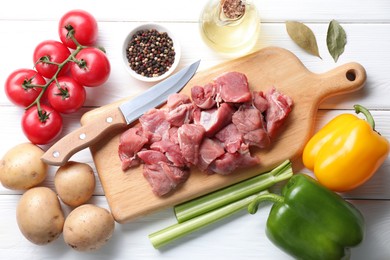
[67,28,82,47]
[25,37,86,112]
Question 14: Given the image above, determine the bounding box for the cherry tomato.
[22,104,63,145]
[33,40,71,79]
[47,76,86,114]
[70,47,110,87]
[4,69,46,107]
[58,10,98,49]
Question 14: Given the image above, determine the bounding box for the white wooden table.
[1,1,389,259]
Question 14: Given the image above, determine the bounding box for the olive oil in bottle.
[199,0,261,56]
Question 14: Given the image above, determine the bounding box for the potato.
[63,204,115,251]
[54,161,95,207]
[0,143,47,190]
[16,187,65,245]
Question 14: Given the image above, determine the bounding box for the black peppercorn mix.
[126,29,176,78]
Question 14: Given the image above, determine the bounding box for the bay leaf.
[286,21,321,59]
[327,20,347,62]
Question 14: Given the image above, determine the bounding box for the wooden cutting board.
[81,46,366,223]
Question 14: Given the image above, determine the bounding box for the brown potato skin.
[54,161,95,207]
[63,204,115,251]
[0,143,47,190]
[16,187,65,245]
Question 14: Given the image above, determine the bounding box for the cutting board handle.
[315,62,366,101]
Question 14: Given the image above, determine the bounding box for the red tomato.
[70,47,110,87]
[59,10,98,49]
[4,69,46,107]
[22,104,63,145]
[33,40,71,79]
[47,76,86,114]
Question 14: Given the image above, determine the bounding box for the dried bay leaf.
[327,20,347,62]
[286,21,321,59]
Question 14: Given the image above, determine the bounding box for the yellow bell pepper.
[303,104,389,192]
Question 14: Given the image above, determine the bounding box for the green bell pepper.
[248,174,365,260]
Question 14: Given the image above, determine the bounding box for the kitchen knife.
[41,60,201,166]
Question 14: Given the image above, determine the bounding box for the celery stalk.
[174,160,292,223]
[149,190,269,249]
[149,160,293,249]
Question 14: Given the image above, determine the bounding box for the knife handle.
[41,107,127,166]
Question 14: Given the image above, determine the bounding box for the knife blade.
[41,60,201,166]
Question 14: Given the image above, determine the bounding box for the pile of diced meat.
[118,71,293,197]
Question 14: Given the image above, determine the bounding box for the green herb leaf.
[286,21,321,59]
[327,20,347,62]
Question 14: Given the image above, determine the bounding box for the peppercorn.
[126,29,175,78]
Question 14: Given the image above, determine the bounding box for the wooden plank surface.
[0,0,389,259]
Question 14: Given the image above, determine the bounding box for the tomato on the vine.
[22,104,63,145]
[70,47,110,87]
[4,68,46,107]
[33,40,71,79]
[47,76,86,114]
[58,9,98,49]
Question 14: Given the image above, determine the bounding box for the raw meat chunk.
[119,127,149,171]
[169,126,179,144]
[232,105,265,132]
[232,105,270,148]
[139,108,170,142]
[143,162,189,197]
[252,91,269,113]
[198,138,225,171]
[137,150,169,164]
[177,124,206,165]
[167,103,194,127]
[194,103,234,137]
[215,123,243,153]
[265,87,294,138]
[143,164,173,196]
[243,128,270,149]
[167,93,191,109]
[151,140,187,167]
[191,83,217,109]
[210,152,260,175]
[214,72,252,103]
[161,163,190,187]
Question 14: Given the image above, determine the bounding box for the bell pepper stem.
[247,192,284,214]
[354,104,375,130]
